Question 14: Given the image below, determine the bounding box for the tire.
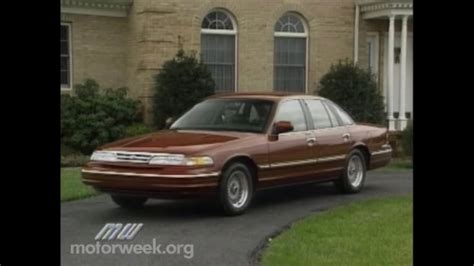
[334,149,367,194]
[111,194,148,209]
[218,162,254,216]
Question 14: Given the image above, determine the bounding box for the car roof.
[206,92,326,101]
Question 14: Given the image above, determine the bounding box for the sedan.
[82,93,392,215]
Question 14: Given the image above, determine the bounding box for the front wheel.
[111,195,148,209]
[334,149,367,194]
[218,162,254,216]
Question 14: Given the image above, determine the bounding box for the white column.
[387,14,396,130]
[398,15,409,130]
[354,5,360,64]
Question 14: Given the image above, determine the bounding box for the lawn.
[260,196,413,266]
[61,167,99,202]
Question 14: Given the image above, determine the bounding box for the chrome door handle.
[342,133,350,141]
[306,137,316,146]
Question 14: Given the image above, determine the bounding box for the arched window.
[201,10,237,92]
[274,13,308,93]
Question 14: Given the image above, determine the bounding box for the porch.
[355,0,413,131]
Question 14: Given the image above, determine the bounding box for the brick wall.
[126,0,357,123]
[61,13,129,92]
[62,0,357,124]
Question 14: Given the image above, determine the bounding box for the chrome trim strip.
[258,154,347,169]
[81,169,220,178]
[259,166,344,181]
[107,151,170,156]
[317,155,346,162]
[270,159,318,168]
[91,151,185,164]
[371,148,393,156]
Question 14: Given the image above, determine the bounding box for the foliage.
[124,123,154,137]
[152,49,215,129]
[61,79,142,154]
[317,59,385,124]
[401,121,413,156]
[61,154,90,167]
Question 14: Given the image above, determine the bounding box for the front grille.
[114,152,155,163]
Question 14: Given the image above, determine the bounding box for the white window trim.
[274,32,307,38]
[200,29,236,35]
[367,32,379,80]
[61,22,73,92]
[61,7,128,18]
[200,9,238,92]
[273,13,309,94]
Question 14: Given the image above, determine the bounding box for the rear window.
[325,100,354,125]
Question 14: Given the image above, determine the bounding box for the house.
[60,0,413,131]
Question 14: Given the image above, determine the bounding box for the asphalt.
[61,169,412,266]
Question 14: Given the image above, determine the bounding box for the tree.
[317,59,385,124]
[152,49,215,128]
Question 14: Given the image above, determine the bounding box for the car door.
[302,99,352,179]
[263,99,316,187]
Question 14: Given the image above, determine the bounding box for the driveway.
[61,169,412,266]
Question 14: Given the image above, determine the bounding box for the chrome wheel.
[347,155,364,187]
[226,170,249,209]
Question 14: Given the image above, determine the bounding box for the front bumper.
[81,167,220,199]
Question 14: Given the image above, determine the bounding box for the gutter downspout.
[354,4,360,64]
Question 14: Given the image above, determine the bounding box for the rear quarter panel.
[346,124,391,169]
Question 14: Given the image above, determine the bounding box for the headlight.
[148,154,186,165]
[149,155,214,166]
[90,151,116,161]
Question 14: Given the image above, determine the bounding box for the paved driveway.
[61,169,412,266]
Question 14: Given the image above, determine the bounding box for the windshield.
[170,99,274,133]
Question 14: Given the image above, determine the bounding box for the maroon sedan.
[82,93,392,215]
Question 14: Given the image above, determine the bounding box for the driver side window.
[274,100,307,132]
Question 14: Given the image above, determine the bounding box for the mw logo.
[94,223,144,241]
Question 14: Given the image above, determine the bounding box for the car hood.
[99,130,258,155]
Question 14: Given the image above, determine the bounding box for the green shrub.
[61,154,90,167]
[124,123,154,137]
[61,143,80,156]
[401,121,413,157]
[152,49,215,129]
[317,59,385,124]
[61,79,142,154]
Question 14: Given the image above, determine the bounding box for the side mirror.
[269,121,293,141]
[274,121,294,134]
[165,117,175,129]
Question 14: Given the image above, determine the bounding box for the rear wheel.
[218,162,254,216]
[111,195,148,209]
[334,149,367,193]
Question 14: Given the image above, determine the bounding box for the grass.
[260,195,413,266]
[61,167,100,202]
